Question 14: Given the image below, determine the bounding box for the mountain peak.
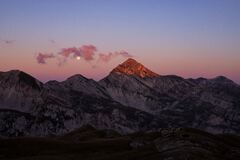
[0,70,42,91]
[66,74,88,82]
[212,76,235,84]
[123,58,138,63]
[111,58,159,78]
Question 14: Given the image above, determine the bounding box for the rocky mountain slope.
[0,70,164,136]
[100,58,240,133]
[0,58,240,136]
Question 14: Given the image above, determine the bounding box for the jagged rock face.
[61,75,110,98]
[100,59,240,133]
[111,58,159,78]
[0,58,240,137]
[99,72,176,114]
[0,70,43,112]
[100,59,197,113]
[0,70,165,136]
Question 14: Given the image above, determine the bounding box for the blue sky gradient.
[0,0,239,83]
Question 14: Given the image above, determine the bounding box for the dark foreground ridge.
[0,126,240,160]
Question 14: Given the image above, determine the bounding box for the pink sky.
[0,42,239,84]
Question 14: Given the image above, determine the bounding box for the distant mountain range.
[0,58,240,137]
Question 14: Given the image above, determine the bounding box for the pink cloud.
[98,52,115,62]
[36,53,55,64]
[58,45,96,61]
[59,47,80,57]
[79,45,97,61]
[35,44,130,66]
[98,51,132,63]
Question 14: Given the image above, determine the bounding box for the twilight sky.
[0,0,240,83]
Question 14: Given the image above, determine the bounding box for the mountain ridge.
[0,58,238,85]
[0,58,240,136]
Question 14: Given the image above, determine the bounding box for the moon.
[76,56,81,60]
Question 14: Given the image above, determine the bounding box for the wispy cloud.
[98,51,132,63]
[36,53,55,64]
[35,44,132,66]
[59,47,80,57]
[2,40,15,44]
[49,39,56,44]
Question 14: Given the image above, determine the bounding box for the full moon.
[76,56,81,60]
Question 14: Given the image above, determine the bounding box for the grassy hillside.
[0,126,240,160]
